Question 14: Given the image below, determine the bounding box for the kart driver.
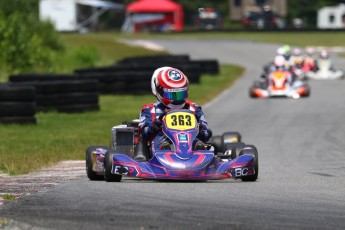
[268,55,294,85]
[315,50,335,71]
[138,67,211,156]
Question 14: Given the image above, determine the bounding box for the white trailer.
[317,4,345,29]
[39,0,124,32]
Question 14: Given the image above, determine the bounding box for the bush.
[0,11,64,80]
[72,46,101,68]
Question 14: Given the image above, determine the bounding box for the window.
[329,14,335,24]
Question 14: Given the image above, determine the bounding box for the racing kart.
[86,110,259,182]
[249,70,310,98]
[305,60,344,80]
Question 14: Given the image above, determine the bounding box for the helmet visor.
[163,87,188,101]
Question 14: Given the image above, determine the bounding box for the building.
[39,0,124,32]
[317,4,345,29]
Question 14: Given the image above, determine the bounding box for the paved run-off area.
[0,161,85,206]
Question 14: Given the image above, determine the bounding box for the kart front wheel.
[86,146,107,181]
[104,150,122,182]
[239,145,259,182]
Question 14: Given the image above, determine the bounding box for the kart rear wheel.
[302,85,311,97]
[223,142,246,160]
[249,87,257,98]
[86,146,107,181]
[222,132,241,144]
[239,145,259,182]
[104,150,122,182]
[208,135,223,155]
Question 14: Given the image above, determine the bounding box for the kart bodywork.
[86,110,258,182]
[250,70,310,98]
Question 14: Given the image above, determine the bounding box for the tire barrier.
[194,60,220,75]
[117,54,190,64]
[10,55,220,96]
[0,84,37,124]
[74,55,220,94]
[8,78,100,113]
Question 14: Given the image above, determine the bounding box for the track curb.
[0,160,85,206]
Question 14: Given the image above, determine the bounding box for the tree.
[0,0,64,74]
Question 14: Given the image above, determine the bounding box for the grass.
[0,64,243,175]
[56,33,168,73]
[0,218,9,226]
[2,194,15,201]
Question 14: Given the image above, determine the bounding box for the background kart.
[86,110,259,182]
[249,71,310,98]
[306,59,344,80]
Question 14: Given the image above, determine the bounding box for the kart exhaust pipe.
[134,139,148,162]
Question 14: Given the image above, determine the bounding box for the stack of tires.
[75,54,220,94]
[194,60,220,75]
[74,70,153,94]
[0,83,36,124]
[9,74,100,113]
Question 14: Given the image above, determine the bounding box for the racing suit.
[138,100,211,153]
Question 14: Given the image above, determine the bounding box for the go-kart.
[305,59,344,80]
[86,110,259,182]
[249,70,310,98]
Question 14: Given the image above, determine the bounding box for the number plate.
[165,112,196,130]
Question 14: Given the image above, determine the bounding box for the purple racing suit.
[138,100,211,152]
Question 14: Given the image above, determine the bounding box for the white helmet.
[292,48,302,56]
[305,47,315,56]
[274,55,285,67]
[277,47,286,56]
[319,50,329,59]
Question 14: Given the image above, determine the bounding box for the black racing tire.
[240,145,259,182]
[195,60,220,74]
[0,102,36,117]
[208,135,223,155]
[104,150,122,182]
[9,74,75,82]
[0,84,36,102]
[0,116,36,124]
[302,86,311,97]
[222,132,242,144]
[86,146,108,181]
[223,142,246,160]
[36,80,99,94]
[249,87,258,98]
[36,92,99,106]
[118,55,190,64]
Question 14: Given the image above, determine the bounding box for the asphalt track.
[1,39,345,230]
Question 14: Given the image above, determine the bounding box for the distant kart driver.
[138,67,211,157]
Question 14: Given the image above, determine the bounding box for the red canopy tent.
[125,0,184,32]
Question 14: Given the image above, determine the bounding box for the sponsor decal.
[114,166,128,175]
[168,70,182,81]
[233,167,249,177]
[178,133,188,142]
[164,87,187,92]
